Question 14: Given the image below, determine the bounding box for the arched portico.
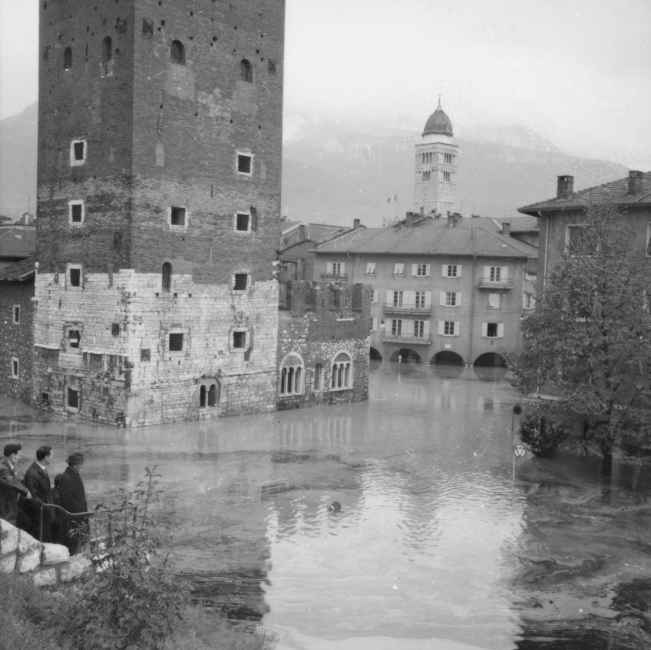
[474,352,507,368]
[370,347,383,361]
[431,350,464,366]
[390,348,422,364]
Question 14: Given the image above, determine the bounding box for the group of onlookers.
[0,443,89,554]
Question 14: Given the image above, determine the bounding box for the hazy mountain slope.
[0,104,628,226]
[282,118,628,226]
[0,104,38,218]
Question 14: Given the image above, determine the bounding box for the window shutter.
[501,266,509,280]
[411,264,418,276]
[483,265,490,280]
[456,292,462,306]
[385,290,393,305]
[340,262,346,274]
[250,206,258,231]
[439,291,446,306]
[423,320,431,338]
[425,291,431,308]
[326,262,333,275]
[384,320,393,336]
[481,322,488,337]
[441,264,448,277]
[454,321,460,336]
[438,320,445,335]
[425,264,431,276]
[457,264,463,277]
[497,323,505,338]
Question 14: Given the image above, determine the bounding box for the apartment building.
[314,213,537,367]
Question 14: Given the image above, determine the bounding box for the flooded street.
[2,364,650,649]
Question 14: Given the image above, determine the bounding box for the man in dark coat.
[21,446,53,541]
[54,452,89,554]
[0,443,30,525]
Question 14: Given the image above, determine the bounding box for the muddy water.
[1,364,650,649]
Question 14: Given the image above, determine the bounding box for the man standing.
[0,443,30,525]
[22,446,53,541]
[54,452,89,554]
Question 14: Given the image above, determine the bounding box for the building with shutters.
[313,212,537,367]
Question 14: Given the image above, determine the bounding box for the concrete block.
[0,552,16,573]
[33,568,58,588]
[59,555,92,583]
[17,547,41,574]
[42,543,70,566]
[0,520,19,555]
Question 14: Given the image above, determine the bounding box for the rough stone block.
[0,520,19,555]
[42,543,70,566]
[59,555,92,583]
[18,529,41,554]
[17,547,41,574]
[0,552,16,573]
[33,568,58,588]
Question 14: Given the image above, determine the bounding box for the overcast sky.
[1,0,650,168]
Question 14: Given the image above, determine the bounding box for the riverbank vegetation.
[513,206,651,461]
[0,469,270,650]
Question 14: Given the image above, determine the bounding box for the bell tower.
[414,99,459,216]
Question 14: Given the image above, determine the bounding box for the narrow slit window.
[237,153,253,175]
[70,140,87,166]
[102,36,113,63]
[240,58,253,82]
[68,266,82,288]
[11,358,19,379]
[69,200,84,225]
[162,262,172,292]
[64,47,72,70]
[171,40,186,64]
[12,305,20,324]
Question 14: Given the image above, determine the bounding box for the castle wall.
[33,270,278,426]
[277,282,370,408]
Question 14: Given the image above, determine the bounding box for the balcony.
[321,273,348,281]
[383,303,432,316]
[477,279,514,291]
[382,333,432,346]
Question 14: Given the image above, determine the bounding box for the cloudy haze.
[1,0,650,168]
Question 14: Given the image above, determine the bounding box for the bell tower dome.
[414,98,459,215]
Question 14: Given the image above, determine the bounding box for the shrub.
[520,407,568,457]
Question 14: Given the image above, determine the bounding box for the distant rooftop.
[520,171,651,215]
[0,225,36,259]
[280,220,353,250]
[492,216,539,233]
[315,216,537,260]
[0,256,35,282]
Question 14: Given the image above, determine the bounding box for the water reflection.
[8,364,640,648]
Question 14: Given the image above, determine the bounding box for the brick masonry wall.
[34,270,278,426]
[0,281,34,402]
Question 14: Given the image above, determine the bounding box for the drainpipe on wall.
[468,225,476,367]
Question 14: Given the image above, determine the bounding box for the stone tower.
[413,99,459,216]
[34,0,285,425]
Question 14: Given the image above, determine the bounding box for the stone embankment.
[0,518,92,587]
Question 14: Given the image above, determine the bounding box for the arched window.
[171,40,186,65]
[208,383,218,407]
[240,58,253,82]
[162,262,172,292]
[64,47,72,70]
[331,352,352,390]
[102,37,113,63]
[199,385,207,408]
[199,382,219,408]
[279,353,304,396]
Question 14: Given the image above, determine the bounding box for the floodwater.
[2,363,651,650]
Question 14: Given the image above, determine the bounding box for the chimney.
[502,221,511,236]
[628,170,643,195]
[298,224,307,241]
[556,175,574,199]
[353,218,361,229]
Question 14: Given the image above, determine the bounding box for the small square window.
[233,273,249,291]
[70,139,87,166]
[488,293,501,309]
[365,262,376,275]
[67,387,80,410]
[169,333,184,352]
[237,153,253,175]
[140,348,151,362]
[235,212,250,232]
[393,263,405,275]
[69,200,85,225]
[68,265,82,288]
[170,206,187,227]
[12,305,20,324]
[486,322,498,338]
[11,358,19,379]
[68,329,81,349]
[446,264,458,278]
[111,323,120,337]
[232,330,247,349]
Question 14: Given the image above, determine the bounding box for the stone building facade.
[277,282,370,408]
[33,0,285,425]
[0,259,35,403]
[314,214,537,368]
[519,172,651,296]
